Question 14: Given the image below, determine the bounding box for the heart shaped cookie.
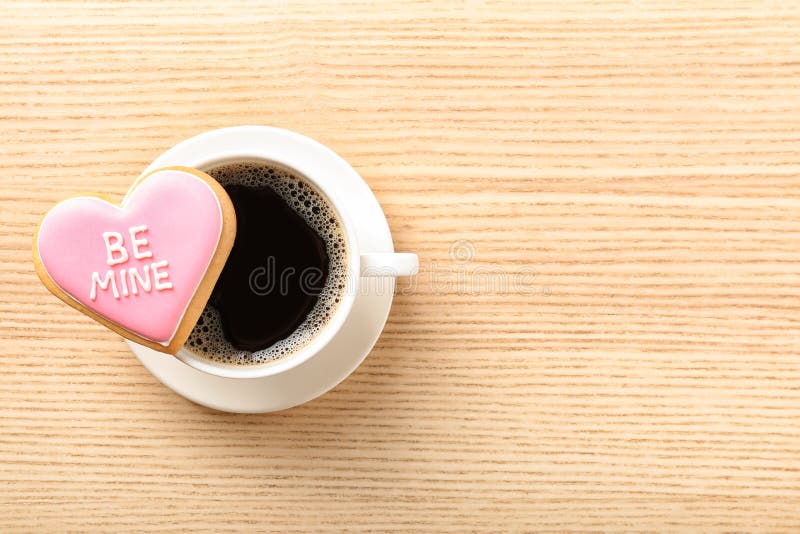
[33,167,236,354]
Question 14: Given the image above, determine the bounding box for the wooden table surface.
[2,1,800,531]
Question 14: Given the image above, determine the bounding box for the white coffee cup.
[136,126,417,379]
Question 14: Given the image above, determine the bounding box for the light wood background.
[2,1,800,532]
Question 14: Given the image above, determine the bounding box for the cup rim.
[139,127,362,379]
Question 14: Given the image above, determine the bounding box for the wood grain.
[2,1,800,531]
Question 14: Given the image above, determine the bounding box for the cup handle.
[360,253,419,277]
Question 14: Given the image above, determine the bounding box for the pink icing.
[37,169,224,344]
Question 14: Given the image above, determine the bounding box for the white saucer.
[126,128,396,413]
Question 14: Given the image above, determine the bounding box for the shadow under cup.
[176,158,357,376]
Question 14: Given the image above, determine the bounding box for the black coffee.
[185,162,348,366]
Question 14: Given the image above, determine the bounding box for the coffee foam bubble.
[185,162,348,366]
